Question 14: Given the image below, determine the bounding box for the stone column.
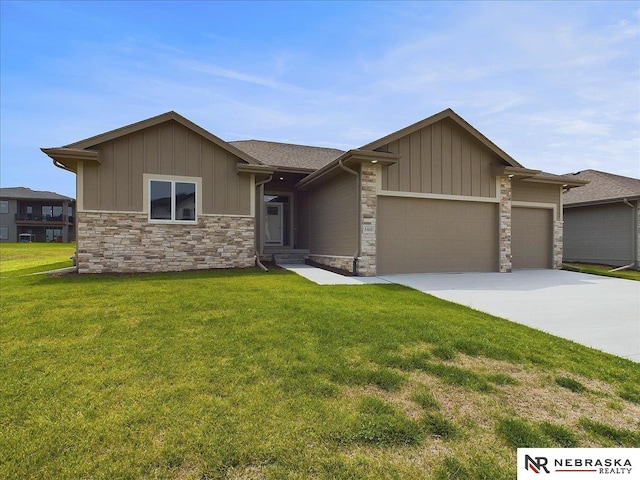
[358,163,378,276]
[498,176,512,273]
[553,218,564,269]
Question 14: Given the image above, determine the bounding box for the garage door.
[377,196,498,274]
[512,207,552,269]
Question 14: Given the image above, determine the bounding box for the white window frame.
[143,174,202,224]
[0,227,8,240]
[0,201,8,214]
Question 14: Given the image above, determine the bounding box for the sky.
[1,0,639,198]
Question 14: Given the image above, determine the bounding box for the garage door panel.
[512,207,552,269]
[377,197,498,274]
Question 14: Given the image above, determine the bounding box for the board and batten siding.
[308,172,358,256]
[378,118,500,198]
[81,120,251,215]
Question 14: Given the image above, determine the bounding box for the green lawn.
[1,250,639,479]
[563,262,640,281]
[0,242,75,277]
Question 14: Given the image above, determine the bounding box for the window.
[149,180,197,222]
[0,227,8,240]
[0,201,8,214]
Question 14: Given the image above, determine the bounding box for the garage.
[377,196,498,274]
[511,207,552,269]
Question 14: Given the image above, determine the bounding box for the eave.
[296,149,400,190]
[41,147,100,173]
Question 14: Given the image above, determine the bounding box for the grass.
[2,245,640,479]
[0,242,75,277]
[563,262,640,281]
[555,375,587,393]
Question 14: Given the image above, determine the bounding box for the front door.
[264,202,283,246]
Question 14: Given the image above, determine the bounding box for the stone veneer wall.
[307,254,354,273]
[553,219,563,269]
[77,212,255,274]
[498,176,512,273]
[358,164,377,276]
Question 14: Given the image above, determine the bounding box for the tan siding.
[201,142,215,214]
[114,138,131,210]
[512,181,561,217]
[83,162,100,210]
[410,131,421,192]
[512,207,552,269]
[441,121,452,194]
[378,197,498,274]
[564,203,634,266]
[380,118,502,199]
[130,133,145,211]
[80,120,251,215]
[308,173,358,256]
[295,190,310,249]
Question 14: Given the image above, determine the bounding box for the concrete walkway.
[279,264,391,285]
[381,270,640,362]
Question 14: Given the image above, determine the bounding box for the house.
[0,187,75,243]
[41,109,585,275]
[562,169,640,268]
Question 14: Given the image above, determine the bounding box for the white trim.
[143,174,202,224]
[378,189,499,204]
[264,202,284,246]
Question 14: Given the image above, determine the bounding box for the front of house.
[42,109,585,275]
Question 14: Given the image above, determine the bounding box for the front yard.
[1,248,639,479]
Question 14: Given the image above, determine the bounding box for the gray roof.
[562,170,640,205]
[230,140,344,171]
[0,187,74,201]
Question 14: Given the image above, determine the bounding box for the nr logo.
[525,455,550,474]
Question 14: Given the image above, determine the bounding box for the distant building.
[0,187,75,243]
[563,170,640,268]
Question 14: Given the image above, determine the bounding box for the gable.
[81,119,252,215]
[377,117,508,198]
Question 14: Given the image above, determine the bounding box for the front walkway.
[279,264,390,285]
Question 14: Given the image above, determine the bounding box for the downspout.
[338,159,360,275]
[254,174,273,272]
[610,198,638,272]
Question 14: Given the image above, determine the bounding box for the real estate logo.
[518,449,637,479]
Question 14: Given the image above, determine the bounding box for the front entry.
[264,202,284,246]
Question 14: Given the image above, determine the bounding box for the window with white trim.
[0,201,8,214]
[149,180,197,222]
[0,227,8,240]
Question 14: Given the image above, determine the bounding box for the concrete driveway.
[380,270,640,362]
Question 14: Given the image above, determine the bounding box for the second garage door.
[512,207,552,269]
[377,196,498,274]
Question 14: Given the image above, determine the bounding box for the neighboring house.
[42,109,584,275]
[562,169,640,268]
[0,187,75,243]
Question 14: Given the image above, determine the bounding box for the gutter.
[338,158,360,275]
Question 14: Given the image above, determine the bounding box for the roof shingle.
[0,187,74,201]
[230,140,344,171]
[562,170,640,205]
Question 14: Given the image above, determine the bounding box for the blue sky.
[1,0,639,198]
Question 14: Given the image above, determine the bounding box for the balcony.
[15,214,74,225]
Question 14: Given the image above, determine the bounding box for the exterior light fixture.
[508,174,514,178]
[371,160,378,164]
[279,177,284,180]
